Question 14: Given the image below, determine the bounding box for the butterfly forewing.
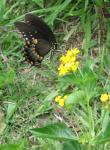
[25,14,57,48]
[15,22,43,42]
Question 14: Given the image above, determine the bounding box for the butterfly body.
[15,14,57,65]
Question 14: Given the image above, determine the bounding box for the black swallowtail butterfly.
[15,14,57,65]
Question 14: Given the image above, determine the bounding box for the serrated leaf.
[30,122,77,140]
[62,141,86,150]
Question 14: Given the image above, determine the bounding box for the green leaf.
[6,102,17,122]
[32,0,44,8]
[62,141,86,150]
[84,0,89,11]
[102,112,109,132]
[0,69,15,89]
[95,0,103,7]
[63,24,79,41]
[96,121,110,144]
[45,0,71,26]
[35,90,58,116]
[81,12,91,54]
[58,74,75,91]
[0,141,25,150]
[0,111,6,135]
[65,90,86,106]
[0,0,6,21]
[30,122,77,140]
[43,90,58,102]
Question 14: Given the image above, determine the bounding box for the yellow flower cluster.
[100,94,110,102]
[55,95,68,107]
[58,48,80,76]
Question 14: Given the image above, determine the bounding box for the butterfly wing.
[15,14,57,65]
[25,14,57,49]
[15,21,51,65]
[15,21,44,42]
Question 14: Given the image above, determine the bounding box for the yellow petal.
[100,94,109,102]
[59,99,65,107]
[55,96,62,102]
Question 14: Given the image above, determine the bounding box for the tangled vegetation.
[0,0,110,150]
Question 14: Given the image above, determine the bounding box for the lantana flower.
[100,94,109,102]
[55,95,68,107]
[58,48,80,76]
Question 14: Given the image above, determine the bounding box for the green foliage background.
[0,0,110,149]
